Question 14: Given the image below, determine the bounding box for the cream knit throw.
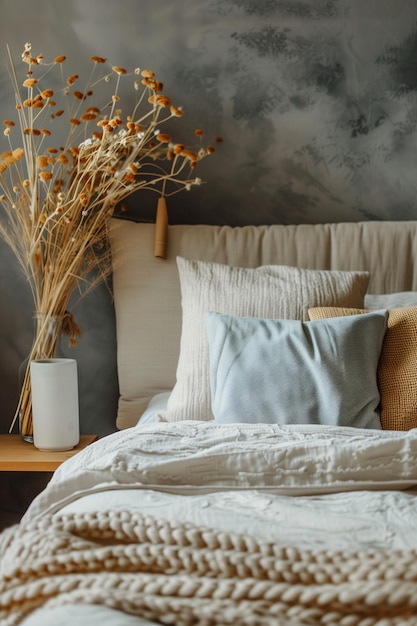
[1,510,417,626]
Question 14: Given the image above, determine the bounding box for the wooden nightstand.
[0,434,98,472]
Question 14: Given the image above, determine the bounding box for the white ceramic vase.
[30,358,80,451]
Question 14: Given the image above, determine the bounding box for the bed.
[1,220,417,626]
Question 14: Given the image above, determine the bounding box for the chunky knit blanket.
[1,509,417,626]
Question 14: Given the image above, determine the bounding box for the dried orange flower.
[156,133,171,143]
[81,112,98,121]
[112,66,127,75]
[67,75,79,86]
[142,77,156,88]
[12,147,24,161]
[170,105,183,117]
[23,78,37,87]
[37,155,49,168]
[180,149,198,161]
[156,95,171,107]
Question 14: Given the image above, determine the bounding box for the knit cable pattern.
[1,509,417,626]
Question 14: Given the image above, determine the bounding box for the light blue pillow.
[205,310,388,429]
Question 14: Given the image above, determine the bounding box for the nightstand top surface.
[0,434,98,471]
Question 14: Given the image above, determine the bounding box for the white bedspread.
[4,421,417,626]
[22,421,417,549]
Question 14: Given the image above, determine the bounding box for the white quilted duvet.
[16,418,417,626]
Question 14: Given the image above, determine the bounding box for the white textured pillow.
[365,292,417,309]
[162,257,370,422]
[205,310,387,429]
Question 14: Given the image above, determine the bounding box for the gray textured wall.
[1,0,417,438]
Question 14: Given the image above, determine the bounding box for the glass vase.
[17,313,64,443]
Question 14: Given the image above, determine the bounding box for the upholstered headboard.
[110,220,417,429]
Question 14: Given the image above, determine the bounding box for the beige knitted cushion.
[163,258,369,422]
[308,306,417,430]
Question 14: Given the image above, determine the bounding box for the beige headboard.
[110,220,417,429]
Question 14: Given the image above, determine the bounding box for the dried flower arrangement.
[0,42,220,439]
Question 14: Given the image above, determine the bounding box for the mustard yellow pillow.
[308,306,417,430]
